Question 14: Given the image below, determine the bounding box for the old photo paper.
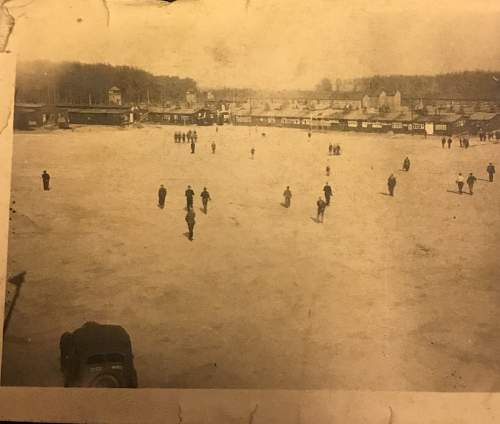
[1,0,500,422]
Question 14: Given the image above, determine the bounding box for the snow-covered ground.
[2,124,500,390]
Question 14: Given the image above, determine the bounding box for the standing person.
[182,132,186,143]
[464,137,470,149]
[41,170,50,191]
[158,184,167,208]
[387,174,396,196]
[185,207,196,241]
[335,145,341,155]
[185,185,195,210]
[402,157,411,172]
[211,141,216,154]
[441,137,446,148]
[326,165,330,177]
[323,182,333,206]
[193,130,198,142]
[487,162,496,182]
[191,139,196,154]
[200,187,211,214]
[456,172,465,194]
[283,186,292,208]
[174,132,178,143]
[308,131,312,140]
[447,137,452,149]
[459,136,463,148]
[316,197,326,223]
[187,130,192,143]
[250,147,255,159]
[328,143,333,155]
[466,173,477,195]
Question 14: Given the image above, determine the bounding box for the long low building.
[232,108,472,136]
[66,106,133,125]
[147,106,218,125]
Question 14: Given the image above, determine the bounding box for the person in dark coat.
[185,207,196,241]
[387,174,396,196]
[211,141,216,154]
[487,162,496,182]
[191,140,196,154]
[316,197,326,223]
[447,137,452,149]
[466,173,477,195]
[250,147,255,159]
[158,184,167,208]
[41,170,50,191]
[402,157,410,172]
[464,137,470,149]
[185,185,195,210]
[328,143,333,155]
[182,133,186,143]
[193,131,198,142]
[441,137,446,148]
[187,130,192,143]
[326,165,330,177]
[323,182,333,206]
[459,136,463,147]
[283,186,292,208]
[200,187,211,213]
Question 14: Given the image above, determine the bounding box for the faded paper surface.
[1,0,500,422]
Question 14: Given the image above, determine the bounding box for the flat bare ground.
[2,124,500,390]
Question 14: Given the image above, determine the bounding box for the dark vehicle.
[59,321,138,388]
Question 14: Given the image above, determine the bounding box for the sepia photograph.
[1,0,500,397]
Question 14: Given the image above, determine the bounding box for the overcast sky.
[9,0,500,90]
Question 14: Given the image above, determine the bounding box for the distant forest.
[14,62,500,105]
[15,61,198,105]
[212,71,500,102]
[353,71,500,100]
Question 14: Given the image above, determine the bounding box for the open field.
[2,124,500,390]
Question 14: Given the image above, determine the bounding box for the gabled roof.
[469,112,498,121]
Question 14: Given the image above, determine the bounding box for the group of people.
[281,182,334,223]
[442,136,471,149]
[455,163,496,195]
[478,131,498,142]
[385,157,411,196]
[157,184,212,241]
[328,143,341,156]
[174,130,198,143]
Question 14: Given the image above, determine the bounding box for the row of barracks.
[232,108,500,136]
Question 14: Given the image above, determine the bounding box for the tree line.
[316,71,500,100]
[15,61,198,105]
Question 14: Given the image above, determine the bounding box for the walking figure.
[387,174,396,196]
[193,131,198,142]
[334,145,341,155]
[211,141,216,154]
[456,173,465,194]
[283,186,292,208]
[466,173,477,195]
[326,165,330,176]
[41,170,50,191]
[441,137,446,148]
[316,197,326,223]
[182,133,186,143]
[185,207,196,241]
[158,184,167,208]
[251,147,255,159]
[487,162,496,182]
[200,187,211,214]
[191,140,196,154]
[464,137,469,149]
[402,157,410,172]
[447,137,452,149]
[185,185,195,210]
[329,144,333,155]
[323,182,333,206]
